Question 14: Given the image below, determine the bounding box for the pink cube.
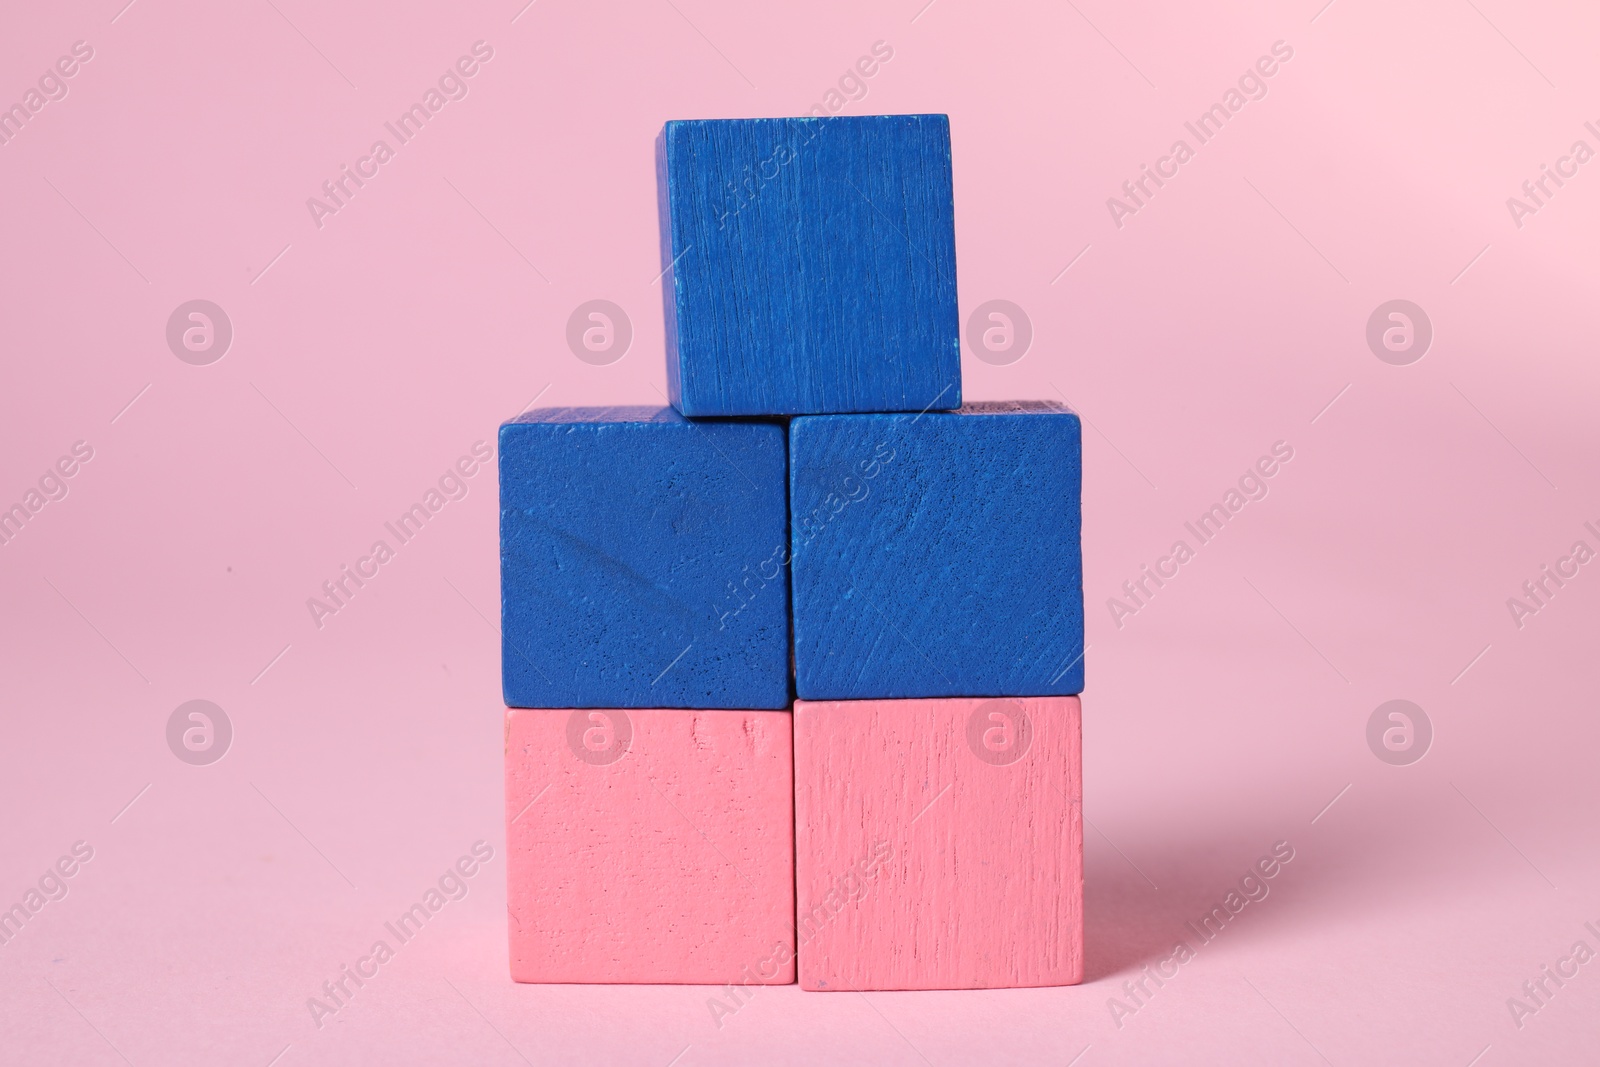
[505,707,795,984]
[794,695,1083,990]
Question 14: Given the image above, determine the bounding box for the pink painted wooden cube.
[793,696,1083,990]
[505,707,795,984]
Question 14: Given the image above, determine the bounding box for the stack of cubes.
[501,115,1085,991]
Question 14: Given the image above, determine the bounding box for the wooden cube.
[505,706,795,984]
[499,407,790,709]
[789,402,1084,699]
[793,695,1083,990]
[656,115,961,416]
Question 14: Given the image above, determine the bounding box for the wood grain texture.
[498,407,790,709]
[793,696,1083,990]
[790,402,1084,699]
[505,706,795,985]
[656,115,961,417]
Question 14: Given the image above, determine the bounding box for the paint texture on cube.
[505,706,795,985]
[794,696,1083,990]
[656,115,961,417]
[499,407,789,709]
[789,402,1084,699]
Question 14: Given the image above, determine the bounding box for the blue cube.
[789,402,1083,699]
[656,114,961,417]
[499,407,790,709]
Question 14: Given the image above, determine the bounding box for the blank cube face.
[505,707,796,985]
[657,115,961,417]
[794,696,1083,990]
[499,407,790,710]
[789,403,1084,700]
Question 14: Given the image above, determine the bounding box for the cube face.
[657,115,961,417]
[789,403,1084,699]
[793,696,1083,990]
[499,407,789,709]
[505,706,796,984]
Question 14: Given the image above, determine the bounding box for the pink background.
[2,0,1597,1063]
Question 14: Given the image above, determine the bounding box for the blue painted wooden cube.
[789,402,1083,699]
[656,114,961,417]
[499,407,790,709]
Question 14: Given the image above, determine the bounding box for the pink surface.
[504,707,794,986]
[794,697,1083,990]
[2,0,1599,1063]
